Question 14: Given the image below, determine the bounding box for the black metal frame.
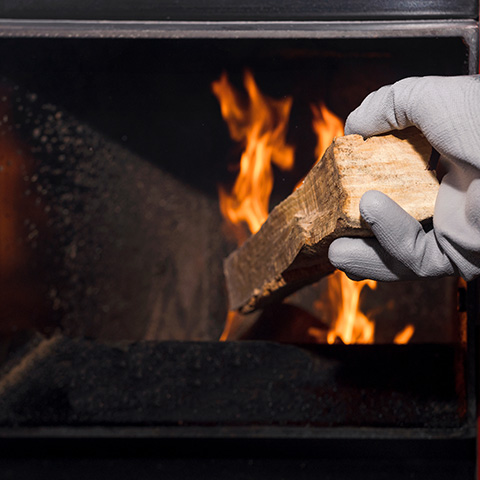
[0,0,477,21]
[0,15,477,428]
[0,15,478,479]
[0,19,477,73]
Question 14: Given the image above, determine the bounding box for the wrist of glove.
[328,75,480,282]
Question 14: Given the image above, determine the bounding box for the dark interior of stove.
[0,33,477,479]
[0,36,470,343]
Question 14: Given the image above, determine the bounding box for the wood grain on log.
[225,128,439,313]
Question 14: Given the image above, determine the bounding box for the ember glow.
[393,324,415,344]
[212,71,294,244]
[214,71,414,344]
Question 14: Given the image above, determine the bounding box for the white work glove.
[328,75,480,281]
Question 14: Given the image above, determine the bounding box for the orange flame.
[219,311,238,341]
[393,324,415,344]
[294,102,344,190]
[212,71,294,243]
[311,102,345,162]
[324,270,377,344]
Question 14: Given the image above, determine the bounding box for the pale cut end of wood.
[224,127,440,314]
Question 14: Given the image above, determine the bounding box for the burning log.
[224,128,439,313]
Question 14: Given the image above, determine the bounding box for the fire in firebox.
[213,70,418,344]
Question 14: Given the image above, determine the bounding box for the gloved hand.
[328,75,480,282]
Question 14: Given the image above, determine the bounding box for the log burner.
[0,2,478,478]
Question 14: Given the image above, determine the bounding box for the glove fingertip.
[344,109,366,136]
[328,238,377,280]
[359,190,392,224]
[328,238,352,269]
[328,237,405,282]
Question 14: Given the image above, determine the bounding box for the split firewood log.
[224,127,439,314]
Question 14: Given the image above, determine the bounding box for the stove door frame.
[0,18,477,448]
